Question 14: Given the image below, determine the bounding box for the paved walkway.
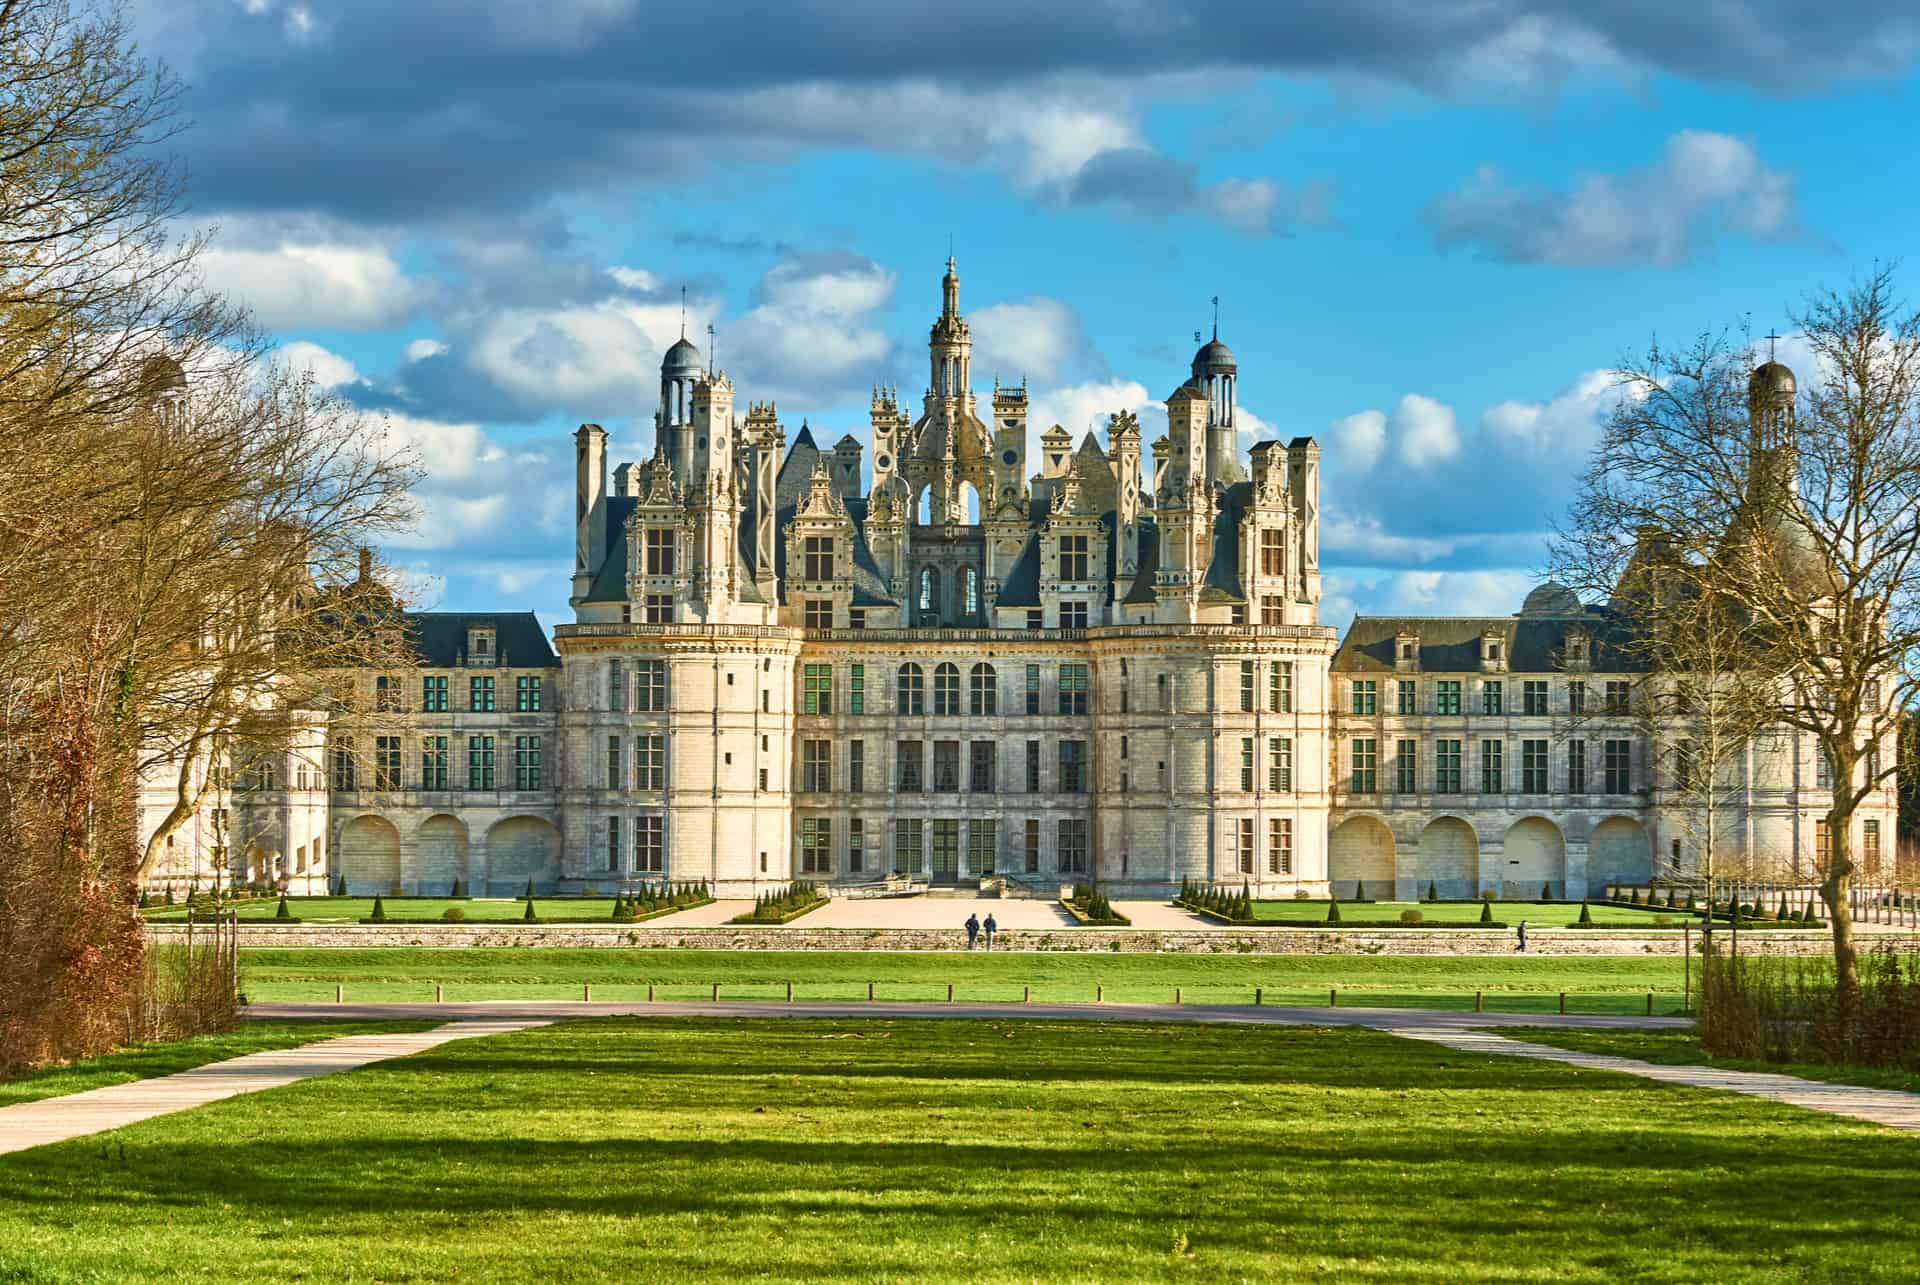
[0,1020,548,1157]
[802,896,1072,930]
[639,899,753,927]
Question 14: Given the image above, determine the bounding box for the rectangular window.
[1568,740,1588,793]
[644,593,673,624]
[375,675,400,712]
[1026,609,1043,631]
[803,664,833,715]
[1059,740,1087,793]
[1235,817,1256,875]
[1268,661,1293,713]
[800,817,832,875]
[1568,681,1587,716]
[1479,739,1502,793]
[803,535,834,581]
[1603,739,1631,793]
[1815,748,1832,789]
[634,815,664,874]
[515,674,541,712]
[467,735,494,790]
[1481,681,1503,715]
[1350,679,1375,716]
[470,675,495,712]
[898,740,923,793]
[608,659,625,713]
[1058,663,1089,715]
[1059,534,1090,581]
[422,675,447,712]
[644,527,675,577]
[1239,661,1255,712]
[1435,680,1461,715]
[969,741,996,793]
[1816,819,1831,867]
[1025,664,1041,715]
[635,734,666,790]
[970,665,996,715]
[1261,528,1283,577]
[802,739,831,793]
[849,663,865,715]
[1397,679,1417,714]
[895,818,924,875]
[634,660,668,712]
[1058,818,1088,873]
[606,816,622,872]
[1522,739,1548,793]
[1864,819,1882,872]
[606,735,623,790]
[1268,736,1293,792]
[1674,739,1698,789]
[849,739,865,794]
[1604,680,1630,714]
[1268,818,1293,875]
[932,740,960,792]
[1434,739,1461,793]
[1240,737,1255,792]
[1395,738,1418,793]
[1523,681,1548,715]
[804,599,833,629]
[1024,819,1041,873]
[330,743,355,792]
[1025,739,1041,793]
[1351,739,1377,793]
[1059,600,1089,630]
[422,736,448,790]
[968,819,996,875]
[848,818,865,873]
[372,736,400,790]
[514,736,542,790]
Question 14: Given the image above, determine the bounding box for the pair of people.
[965,912,998,950]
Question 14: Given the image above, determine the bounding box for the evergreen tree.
[1479,900,1493,924]
[523,897,537,921]
[1354,880,1366,902]
[1542,881,1554,901]
[164,886,175,906]
[1325,899,1342,923]
[275,895,290,920]
[1577,900,1593,925]
[523,878,535,901]
[1427,880,1439,902]
[370,895,386,922]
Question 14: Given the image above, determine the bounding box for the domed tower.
[928,256,972,404]
[659,335,704,485]
[1747,358,1797,493]
[1725,357,1829,592]
[1190,328,1243,486]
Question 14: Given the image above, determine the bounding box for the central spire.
[942,255,960,319]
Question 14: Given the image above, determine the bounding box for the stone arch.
[485,816,561,895]
[338,814,400,894]
[916,484,933,525]
[1328,815,1394,899]
[413,814,470,894]
[960,480,982,525]
[1415,816,1478,898]
[1589,817,1651,888]
[1503,817,1566,897]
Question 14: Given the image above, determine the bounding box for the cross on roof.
[1764,331,1781,361]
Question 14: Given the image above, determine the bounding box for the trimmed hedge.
[1062,884,1130,926]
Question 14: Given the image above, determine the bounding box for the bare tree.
[1553,269,1919,999]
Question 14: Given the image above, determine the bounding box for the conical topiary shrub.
[450,878,465,899]
[275,895,291,920]
[1541,882,1553,901]
[523,897,537,922]
[1577,900,1593,925]
[370,895,387,922]
[138,890,151,909]
[1427,880,1439,902]
[1629,887,1642,905]
[523,878,535,901]
[164,886,175,906]
[1354,880,1366,902]
[1325,899,1342,924]
[1479,900,1494,924]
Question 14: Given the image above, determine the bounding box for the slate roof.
[1122,517,1160,605]
[1331,610,1642,674]
[1202,480,1251,602]
[996,533,1043,607]
[581,495,635,603]
[405,611,558,668]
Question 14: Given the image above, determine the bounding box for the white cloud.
[1379,569,1539,616]
[1428,130,1797,266]
[276,340,360,389]
[404,338,449,362]
[1326,408,1386,474]
[1482,368,1620,458]
[1321,512,1456,564]
[1394,393,1459,467]
[1028,378,1159,465]
[971,297,1082,383]
[201,239,424,330]
[607,265,658,291]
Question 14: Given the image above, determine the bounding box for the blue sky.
[131,1,1920,631]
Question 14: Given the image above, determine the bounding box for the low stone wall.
[145,922,1845,957]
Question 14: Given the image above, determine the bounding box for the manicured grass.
[0,1017,1912,1281]
[1251,899,1694,927]
[0,1021,438,1107]
[145,896,633,923]
[1506,1026,1920,1094]
[241,947,1694,1014]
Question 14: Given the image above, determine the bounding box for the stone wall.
[147,922,1843,957]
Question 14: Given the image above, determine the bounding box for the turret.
[1109,409,1142,580]
[831,434,864,500]
[571,423,608,603]
[1191,330,1242,486]
[659,336,704,485]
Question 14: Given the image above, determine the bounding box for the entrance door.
[931,819,960,882]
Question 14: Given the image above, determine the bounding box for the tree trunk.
[1821,805,1860,1001]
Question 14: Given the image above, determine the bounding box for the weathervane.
[1211,294,1220,341]
[707,323,717,377]
[680,286,687,340]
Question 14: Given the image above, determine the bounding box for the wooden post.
[1023,985,1030,1004]
[711,982,718,1002]
[1175,987,1182,1006]
[1330,988,1337,1008]
[1254,987,1262,1007]
[435,984,443,1003]
[868,981,874,1002]
[1684,921,1691,1012]
[947,982,954,1003]
[648,983,655,1003]
[335,984,343,1004]
[1646,992,1655,1016]
[1097,984,1103,1003]
[1558,992,1565,1015]
[1475,991,1483,1013]
[787,980,793,1003]
[584,983,591,1002]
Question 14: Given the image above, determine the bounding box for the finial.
[680,286,686,340]
[1211,295,1220,341]
[1764,330,1781,361]
[707,323,716,376]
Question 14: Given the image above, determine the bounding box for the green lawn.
[145,896,635,922]
[241,947,1695,1015]
[0,1021,438,1107]
[1506,1026,1920,1094]
[1251,898,1693,927]
[0,1017,1910,1282]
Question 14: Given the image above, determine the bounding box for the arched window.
[897,663,924,716]
[970,663,997,716]
[918,565,939,611]
[933,662,961,716]
[960,566,979,616]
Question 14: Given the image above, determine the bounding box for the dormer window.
[1566,632,1590,666]
[1395,633,1420,670]
[644,528,675,577]
[803,536,834,581]
[1481,633,1505,670]
[468,626,496,666]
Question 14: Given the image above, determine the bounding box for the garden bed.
[731,886,829,925]
[1060,898,1131,927]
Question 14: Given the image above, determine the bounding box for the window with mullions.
[897,740,923,792]
[1568,740,1588,793]
[1395,738,1418,793]
[1261,528,1283,576]
[1239,660,1255,712]
[933,663,961,715]
[516,674,542,712]
[634,814,664,874]
[1268,818,1293,875]
[803,600,833,628]
[1434,739,1461,793]
[1268,737,1292,791]
[1481,681,1502,715]
[1435,681,1460,715]
[1351,738,1376,793]
[1234,817,1255,874]
[606,735,623,790]
[374,736,401,790]
[969,741,996,792]
[331,742,356,791]
[803,536,834,582]
[1522,739,1548,793]
[968,819,996,874]
[1239,737,1255,791]
[636,734,666,790]
[897,663,925,715]
[467,735,494,790]
[1057,819,1088,874]
[1059,600,1088,630]
[1523,681,1548,715]
[800,818,833,874]
[1059,534,1090,581]
[932,740,960,792]
[849,663,865,714]
[802,739,831,793]
[1397,679,1416,714]
[1059,740,1086,793]
[1058,664,1088,715]
[969,663,997,715]
[644,527,676,576]
[1270,661,1293,712]
[1025,664,1041,715]
[635,660,668,711]
[894,818,924,875]
[1350,679,1375,716]
[1024,819,1041,873]
[422,736,449,790]
[470,675,495,712]
[803,664,833,715]
[1479,739,1502,793]
[1603,739,1631,793]
[848,818,865,874]
[606,816,622,871]
[1568,681,1588,715]
[422,674,447,712]
[849,739,865,793]
[514,736,542,790]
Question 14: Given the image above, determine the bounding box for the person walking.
[983,913,998,951]
[1515,920,1528,954]
[965,912,980,951]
